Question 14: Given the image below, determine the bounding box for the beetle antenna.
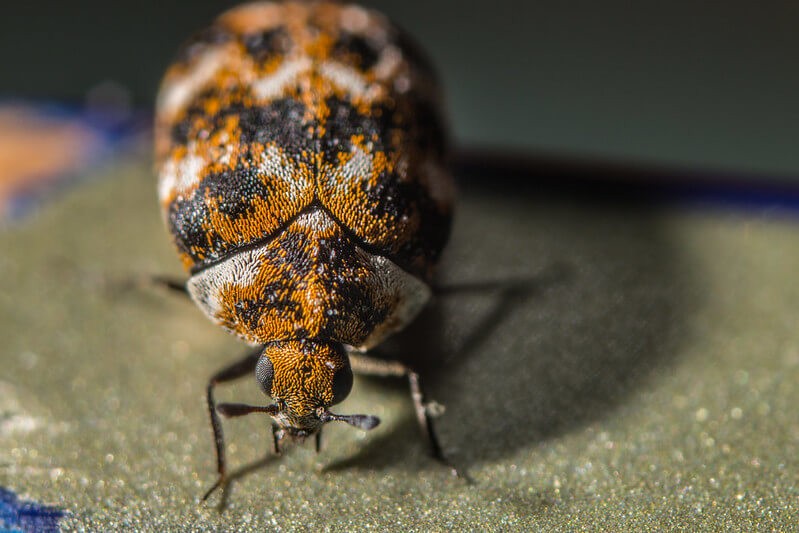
[217,403,279,418]
[321,410,380,430]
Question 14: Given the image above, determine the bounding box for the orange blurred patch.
[0,105,102,219]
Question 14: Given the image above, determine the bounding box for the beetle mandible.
[154,0,455,497]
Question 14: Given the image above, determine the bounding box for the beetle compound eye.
[256,356,275,396]
[330,364,353,405]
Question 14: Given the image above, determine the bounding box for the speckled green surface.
[1,160,797,530]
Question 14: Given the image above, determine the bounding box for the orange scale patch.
[217,3,288,35]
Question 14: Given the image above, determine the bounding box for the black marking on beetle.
[167,161,279,266]
[210,165,272,218]
[409,94,448,159]
[169,108,195,147]
[170,94,315,157]
[320,96,395,167]
[242,27,293,62]
[238,290,302,334]
[237,99,315,164]
[331,31,381,71]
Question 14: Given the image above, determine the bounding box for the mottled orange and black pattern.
[187,209,430,348]
[156,0,453,280]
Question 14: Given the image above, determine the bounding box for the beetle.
[154,1,456,497]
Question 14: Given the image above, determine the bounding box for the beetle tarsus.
[201,476,225,502]
[272,425,282,456]
[407,370,470,481]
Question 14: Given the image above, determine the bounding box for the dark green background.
[3,0,798,177]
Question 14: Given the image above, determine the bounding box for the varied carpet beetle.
[154,1,455,497]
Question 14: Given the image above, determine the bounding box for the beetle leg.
[348,354,461,479]
[202,347,262,501]
[149,275,190,297]
[111,274,189,299]
[271,425,285,456]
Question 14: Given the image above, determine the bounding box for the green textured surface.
[1,160,798,530]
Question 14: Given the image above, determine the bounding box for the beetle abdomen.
[155,1,453,280]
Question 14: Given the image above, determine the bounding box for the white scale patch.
[257,144,309,200]
[160,142,306,203]
[339,5,372,34]
[373,45,403,81]
[319,62,382,101]
[158,147,207,202]
[157,46,228,117]
[216,132,234,165]
[253,55,400,103]
[292,209,336,231]
[326,145,374,193]
[187,247,266,321]
[252,57,312,101]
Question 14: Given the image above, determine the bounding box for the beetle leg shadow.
[323,263,570,474]
[206,453,277,512]
[434,263,573,365]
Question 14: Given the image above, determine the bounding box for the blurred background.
[4,3,799,529]
[2,0,799,218]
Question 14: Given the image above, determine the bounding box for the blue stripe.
[0,488,65,533]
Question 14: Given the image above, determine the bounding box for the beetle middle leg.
[109,274,189,299]
[147,275,190,297]
[202,346,262,501]
[149,276,189,297]
[349,353,462,479]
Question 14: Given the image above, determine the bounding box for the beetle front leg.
[202,346,262,501]
[348,354,462,479]
[150,275,190,296]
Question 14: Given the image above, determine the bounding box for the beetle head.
[216,340,379,448]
